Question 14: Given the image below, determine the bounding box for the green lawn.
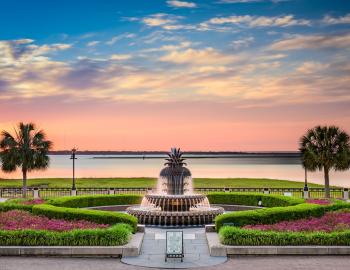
[0,177,324,188]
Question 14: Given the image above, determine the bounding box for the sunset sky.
[1,0,349,151]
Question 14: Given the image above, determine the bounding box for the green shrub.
[0,202,34,212]
[215,201,350,231]
[32,204,138,232]
[0,224,131,246]
[219,226,350,246]
[47,194,143,208]
[207,192,304,207]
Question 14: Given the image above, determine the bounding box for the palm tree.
[0,122,53,198]
[299,126,350,198]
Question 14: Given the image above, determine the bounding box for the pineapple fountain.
[126,148,224,226]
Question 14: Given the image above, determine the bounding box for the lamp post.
[304,167,308,188]
[70,148,77,190]
[303,166,309,199]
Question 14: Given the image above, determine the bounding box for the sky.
[0,0,350,151]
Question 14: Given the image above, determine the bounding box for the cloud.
[322,13,350,25]
[206,14,310,27]
[87,41,100,47]
[141,13,199,31]
[269,33,350,50]
[142,13,178,27]
[296,61,328,74]
[231,37,254,49]
[110,54,132,60]
[106,33,136,45]
[159,47,240,65]
[167,1,197,8]
[0,39,71,67]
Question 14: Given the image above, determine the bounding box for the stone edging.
[0,232,144,257]
[206,232,350,256]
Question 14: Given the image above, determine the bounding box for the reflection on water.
[0,155,349,187]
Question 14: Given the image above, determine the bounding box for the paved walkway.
[122,227,227,268]
[2,256,350,270]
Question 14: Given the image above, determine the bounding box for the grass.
[0,177,324,188]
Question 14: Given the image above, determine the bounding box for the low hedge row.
[47,194,143,208]
[0,202,34,212]
[207,192,304,207]
[219,226,350,246]
[215,201,350,231]
[0,224,132,246]
[32,204,138,232]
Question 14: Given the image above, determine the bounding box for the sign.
[165,231,184,262]
[283,192,292,197]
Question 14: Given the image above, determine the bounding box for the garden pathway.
[121,227,227,268]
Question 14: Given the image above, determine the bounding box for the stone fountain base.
[126,194,224,226]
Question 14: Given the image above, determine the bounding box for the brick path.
[2,256,350,270]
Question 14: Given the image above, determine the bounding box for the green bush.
[215,201,350,231]
[207,192,304,207]
[0,202,34,212]
[47,194,143,208]
[219,226,350,246]
[32,204,138,232]
[0,224,131,246]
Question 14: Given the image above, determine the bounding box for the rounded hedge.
[207,192,304,207]
[219,226,350,246]
[0,224,132,246]
[47,194,143,208]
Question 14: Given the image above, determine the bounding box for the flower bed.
[215,201,350,231]
[20,199,46,205]
[0,210,108,231]
[306,199,332,205]
[243,210,350,232]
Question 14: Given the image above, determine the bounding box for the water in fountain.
[127,148,224,226]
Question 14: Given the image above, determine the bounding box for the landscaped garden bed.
[0,194,141,246]
[214,193,350,246]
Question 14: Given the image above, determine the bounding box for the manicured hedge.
[0,224,132,246]
[0,202,34,212]
[219,226,350,246]
[48,194,143,208]
[207,192,304,207]
[32,204,138,232]
[215,201,350,231]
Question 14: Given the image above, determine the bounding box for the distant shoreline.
[49,151,301,159]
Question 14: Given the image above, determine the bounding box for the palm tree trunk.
[324,166,330,199]
[22,168,27,198]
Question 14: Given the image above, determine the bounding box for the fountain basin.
[126,206,224,226]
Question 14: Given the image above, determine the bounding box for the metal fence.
[0,187,348,199]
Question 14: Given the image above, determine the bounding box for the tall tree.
[0,122,52,197]
[299,126,350,198]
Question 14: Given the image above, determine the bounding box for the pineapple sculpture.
[160,148,191,195]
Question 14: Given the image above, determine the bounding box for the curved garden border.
[208,192,350,246]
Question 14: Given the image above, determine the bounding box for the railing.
[0,187,348,199]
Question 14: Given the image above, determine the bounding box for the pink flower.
[243,211,350,232]
[0,210,108,231]
[21,199,46,205]
[306,199,332,205]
